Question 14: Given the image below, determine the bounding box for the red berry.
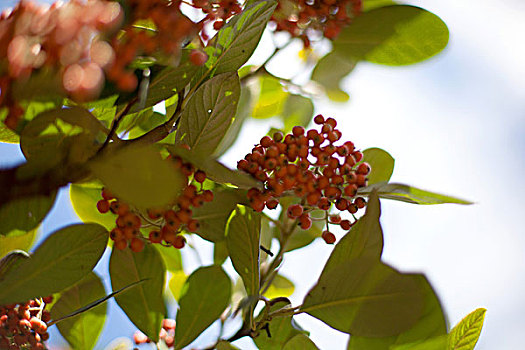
[194,170,207,183]
[314,114,324,124]
[97,199,110,213]
[322,230,336,244]
[173,235,186,249]
[287,204,303,218]
[190,49,208,66]
[130,237,145,252]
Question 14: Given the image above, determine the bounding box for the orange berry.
[318,197,331,210]
[189,49,208,66]
[130,237,145,252]
[340,219,352,230]
[299,213,312,229]
[314,114,324,124]
[173,235,186,249]
[149,230,162,243]
[356,162,371,175]
[354,197,367,209]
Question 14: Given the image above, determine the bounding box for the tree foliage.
[0,0,485,349]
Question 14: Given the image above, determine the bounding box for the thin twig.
[97,96,138,155]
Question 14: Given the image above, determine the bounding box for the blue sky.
[1,0,524,349]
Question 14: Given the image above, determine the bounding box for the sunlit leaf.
[283,334,319,350]
[333,5,449,65]
[226,205,261,296]
[252,76,288,119]
[301,257,424,337]
[0,223,108,304]
[213,85,253,157]
[363,148,395,185]
[168,270,187,301]
[70,181,116,230]
[448,308,486,350]
[90,145,185,209]
[51,272,107,350]
[155,244,183,272]
[174,265,231,349]
[358,183,472,204]
[0,228,37,259]
[205,0,277,76]
[175,72,240,156]
[264,275,295,300]
[363,0,397,12]
[109,244,166,342]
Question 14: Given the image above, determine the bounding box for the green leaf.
[254,299,306,350]
[190,187,249,242]
[283,334,319,350]
[252,76,288,119]
[348,276,447,350]
[264,275,295,300]
[213,84,253,157]
[322,190,383,275]
[358,183,473,205]
[155,244,183,272]
[333,5,449,65]
[0,228,37,259]
[391,336,448,350]
[217,340,240,350]
[281,94,314,133]
[51,272,107,350]
[174,265,231,349]
[363,0,397,12]
[214,240,229,265]
[0,250,30,280]
[109,244,167,342]
[0,123,20,143]
[448,308,486,350]
[311,52,356,102]
[363,148,395,185]
[70,181,116,230]
[0,223,108,304]
[168,145,262,190]
[90,145,185,209]
[0,193,57,236]
[175,72,240,156]
[205,0,277,76]
[133,59,199,112]
[168,270,188,301]
[301,257,425,337]
[225,205,261,296]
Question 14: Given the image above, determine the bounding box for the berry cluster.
[0,0,123,129]
[238,115,370,244]
[133,318,176,347]
[190,0,242,39]
[271,0,362,47]
[0,296,52,350]
[97,156,213,252]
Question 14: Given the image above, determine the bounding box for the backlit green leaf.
[90,145,185,209]
[214,240,229,265]
[301,257,424,337]
[226,205,261,296]
[283,334,319,350]
[175,72,240,156]
[109,244,166,342]
[363,148,395,185]
[448,308,486,350]
[51,272,107,350]
[252,76,288,119]
[174,265,231,349]
[281,94,314,133]
[333,5,449,65]
[358,183,472,205]
[0,223,108,304]
[155,244,183,272]
[311,52,356,102]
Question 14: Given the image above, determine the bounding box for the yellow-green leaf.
[448,308,486,350]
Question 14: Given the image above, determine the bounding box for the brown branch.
[96,96,138,156]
